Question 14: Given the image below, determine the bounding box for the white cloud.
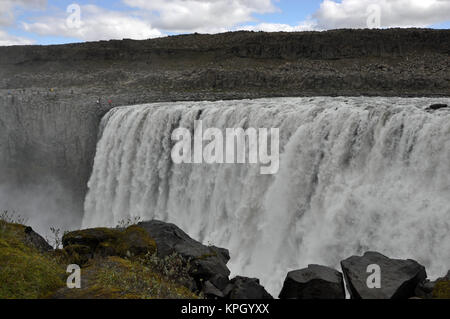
[238,20,317,33]
[20,0,278,41]
[314,0,450,29]
[0,0,46,26]
[2,0,450,46]
[22,5,163,41]
[0,30,34,46]
[123,0,277,32]
[0,0,44,45]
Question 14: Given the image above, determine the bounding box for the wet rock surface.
[138,220,231,287]
[223,276,273,299]
[341,251,427,299]
[279,265,345,299]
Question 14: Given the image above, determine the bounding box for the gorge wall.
[0,29,449,233]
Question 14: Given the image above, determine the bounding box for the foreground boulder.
[341,252,427,299]
[279,265,345,299]
[138,220,231,288]
[222,276,273,299]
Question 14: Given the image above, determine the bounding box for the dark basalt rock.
[202,281,225,299]
[415,280,436,299]
[279,265,345,299]
[138,220,231,287]
[428,103,448,110]
[341,251,427,299]
[223,276,273,299]
[24,226,53,252]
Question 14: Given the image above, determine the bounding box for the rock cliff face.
[0,29,449,231]
[0,29,449,97]
[0,94,105,231]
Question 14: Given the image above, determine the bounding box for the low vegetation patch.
[433,280,450,299]
[1,212,200,299]
[93,256,198,299]
[0,220,65,299]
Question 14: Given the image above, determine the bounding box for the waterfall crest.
[83,97,450,294]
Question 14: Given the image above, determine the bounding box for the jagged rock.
[415,280,436,299]
[428,103,448,110]
[341,251,427,299]
[138,220,231,287]
[279,265,346,299]
[24,226,53,253]
[223,276,273,299]
[208,273,230,291]
[203,281,225,299]
[62,225,156,259]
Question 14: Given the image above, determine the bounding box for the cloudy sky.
[0,0,449,46]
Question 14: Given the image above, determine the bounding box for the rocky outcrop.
[24,226,53,253]
[341,251,427,299]
[279,265,345,299]
[62,225,157,263]
[138,220,230,289]
[59,220,273,298]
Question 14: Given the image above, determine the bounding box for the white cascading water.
[83,97,450,295]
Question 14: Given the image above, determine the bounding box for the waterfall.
[83,97,450,295]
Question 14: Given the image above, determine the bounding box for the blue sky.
[0,0,449,46]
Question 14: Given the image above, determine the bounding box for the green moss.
[63,225,157,259]
[116,225,157,257]
[62,228,121,248]
[433,280,450,299]
[1,221,194,299]
[0,221,65,299]
[63,244,92,265]
[93,256,198,299]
